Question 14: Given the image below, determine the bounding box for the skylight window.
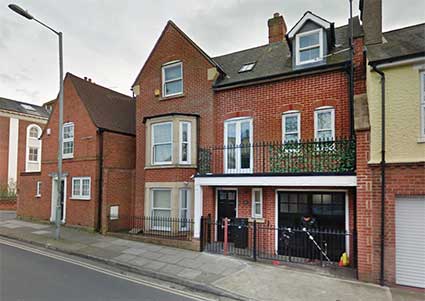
[239,62,256,73]
[21,104,36,111]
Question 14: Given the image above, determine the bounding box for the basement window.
[239,62,256,73]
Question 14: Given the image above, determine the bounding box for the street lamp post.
[9,4,64,239]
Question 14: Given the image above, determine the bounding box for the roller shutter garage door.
[395,196,425,288]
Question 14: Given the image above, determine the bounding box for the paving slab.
[121,247,148,255]
[113,253,137,263]
[178,268,203,280]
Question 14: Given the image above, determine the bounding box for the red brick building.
[0,97,49,210]
[131,11,365,266]
[18,73,135,231]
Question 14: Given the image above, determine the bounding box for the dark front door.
[217,189,237,242]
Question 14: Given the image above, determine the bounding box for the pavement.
[0,211,422,301]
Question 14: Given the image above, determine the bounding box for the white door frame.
[224,117,253,174]
[50,176,67,223]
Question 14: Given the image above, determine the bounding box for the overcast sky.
[1,0,424,106]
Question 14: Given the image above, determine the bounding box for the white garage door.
[395,196,425,288]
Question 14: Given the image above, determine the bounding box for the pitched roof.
[367,23,425,64]
[0,97,49,119]
[68,73,136,135]
[131,20,224,88]
[213,16,363,89]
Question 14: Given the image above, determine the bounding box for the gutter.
[371,63,386,286]
[97,128,104,233]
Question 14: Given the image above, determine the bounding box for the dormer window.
[162,61,183,97]
[295,29,323,65]
[239,62,256,73]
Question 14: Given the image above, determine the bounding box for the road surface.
[0,239,212,301]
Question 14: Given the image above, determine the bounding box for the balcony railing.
[198,137,356,176]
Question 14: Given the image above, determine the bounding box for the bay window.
[152,122,172,164]
[179,122,191,164]
[151,189,172,230]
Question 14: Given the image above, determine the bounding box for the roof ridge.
[383,22,425,34]
[67,73,133,101]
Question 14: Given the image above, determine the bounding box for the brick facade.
[17,76,135,231]
[133,22,216,217]
[356,127,425,285]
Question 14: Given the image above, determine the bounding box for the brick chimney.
[361,0,382,45]
[268,12,287,44]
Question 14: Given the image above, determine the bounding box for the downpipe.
[371,63,386,286]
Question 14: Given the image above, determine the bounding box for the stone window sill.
[159,94,185,101]
[248,217,265,223]
[145,164,197,170]
[417,137,425,143]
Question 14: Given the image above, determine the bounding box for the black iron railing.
[198,137,356,176]
[109,216,194,241]
[200,217,353,266]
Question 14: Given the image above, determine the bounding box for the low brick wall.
[0,198,17,211]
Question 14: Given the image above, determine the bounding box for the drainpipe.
[371,63,385,286]
[97,128,104,232]
[348,0,355,136]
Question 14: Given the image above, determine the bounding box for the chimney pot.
[268,12,287,44]
[88,78,92,83]
[84,77,87,81]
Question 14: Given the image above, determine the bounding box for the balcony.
[197,137,356,176]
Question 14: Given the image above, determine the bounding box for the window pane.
[82,179,90,196]
[73,180,80,196]
[317,130,333,140]
[29,147,38,161]
[254,190,261,202]
[64,125,74,139]
[240,121,251,169]
[299,32,320,48]
[29,127,39,138]
[226,123,236,145]
[63,141,74,154]
[181,143,188,162]
[317,111,332,130]
[154,144,172,162]
[284,133,299,143]
[180,208,188,219]
[255,203,261,215]
[300,47,320,62]
[182,123,188,142]
[153,123,171,144]
[285,115,298,133]
[240,121,251,145]
[164,64,182,81]
[165,80,183,95]
[153,190,171,209]
[180,190,188,208]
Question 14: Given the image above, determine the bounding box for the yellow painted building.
[367,60,425,164]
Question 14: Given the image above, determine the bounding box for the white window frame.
[224,117,253,174]
[151,122,173,165]
[110,205,119,220]
[314,106,335,141]
[151,189,172,231]
[36,181,42,197]
[71,177,91,200]
[420,71,425,139]
[162,61,183,97]
[179,188,191,230]
[282,111,301,143]
[295,28,324,66]
[252,188,263,218]
[25,124,42,172]
[179,122,191,164]
[63,122,74,159]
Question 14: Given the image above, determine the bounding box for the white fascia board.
[287,12,331,39]
[194,175,357,187]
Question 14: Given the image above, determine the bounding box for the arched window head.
[29,126,39,138]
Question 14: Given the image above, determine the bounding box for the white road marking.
[0,238,214,301]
